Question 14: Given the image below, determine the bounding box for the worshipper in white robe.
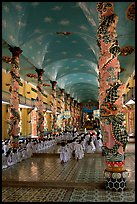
[7,149,15,166]
[86,139,96,153]
[3,141,9,157]
[74,140,84,161]
[81,137,87,152]
[26,140,33,158]
[17,145,22,162]
[66,142,72,160]
[60,141,68,164]
[2,149,8,169]
[97,137,103,152]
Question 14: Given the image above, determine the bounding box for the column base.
[104,169,129,191]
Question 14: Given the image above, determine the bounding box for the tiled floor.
[2,142,135,202]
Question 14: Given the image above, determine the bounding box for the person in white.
[86,141,93,153]
[74,140,84,161]
[97,137,103,152]
[26,140,33,158]
[60,141,68,164]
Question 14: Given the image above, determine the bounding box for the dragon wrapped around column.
[36,68,45,140]
[3,46,23,147]
[96,2,129,191]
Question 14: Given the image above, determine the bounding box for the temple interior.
[2,2,135,202]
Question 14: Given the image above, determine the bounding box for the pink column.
[73,100,77,127]
[70,98,75,126]
[66,94,71,127]
[35,68,44,140]
[96,2,128,191]
[6,46,22,148]
[60,89,65,132]
[50,81,57,134]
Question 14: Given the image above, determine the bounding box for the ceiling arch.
[2,2,135,103]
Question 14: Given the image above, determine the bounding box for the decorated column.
[60,89,65,132]
[73,100,77,127]
[3,46,22,147]
[50,81,57,134]
[70,97,74,128]
[65,93,71,128]
[96,2,129,191]
[35,68,44,140]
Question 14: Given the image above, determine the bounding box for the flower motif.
[104,171,110,178]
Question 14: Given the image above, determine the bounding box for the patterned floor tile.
[2,143,135,202]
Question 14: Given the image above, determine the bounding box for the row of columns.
[3,46,81,146]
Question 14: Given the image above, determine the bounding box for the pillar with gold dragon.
[96,2,129,191]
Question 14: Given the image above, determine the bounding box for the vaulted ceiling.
[2,2,135,103]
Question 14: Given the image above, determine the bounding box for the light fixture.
[125,99,135,105]
[19,104,33,108]
[2,101,9,104]
[46,110,52,113]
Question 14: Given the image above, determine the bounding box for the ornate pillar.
[96,2,129,191]
[70,97,74,128]
[60,89,65,132]
[65,93,71,128]
[50,81,57,134]
[73,100,77,127]
[5,46,22,147]
[35,68,44,140]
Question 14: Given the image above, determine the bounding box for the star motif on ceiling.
[59,20,70,26]
[2,19,7,28]
[34,29,41,33]
[44,17,53,23]
[72,41,77,43]
[79,25,88,31]
[15,4,23,11]
[31,2,39,7]
[3,5,9,13]
[9,35,15,41]
[79,77,84,80]
[52,6,62,11]
[76,53,83,57]
[17,21,26,27]
[61,51,67,55]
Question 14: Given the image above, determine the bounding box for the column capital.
[35,68,44,76]
[9,46,23,57]
[50,80,57,90]
[60,88,65,94]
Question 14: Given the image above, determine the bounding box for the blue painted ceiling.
[2,2,135,103]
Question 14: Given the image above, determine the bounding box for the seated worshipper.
[60,141,68,164]
[2,149,8,169]
[74,140,84,161]
[26,140,33,158]
[81,136,87,152]
[3,140,9,157]
[17,143,23,162]
[7,148,15,166]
